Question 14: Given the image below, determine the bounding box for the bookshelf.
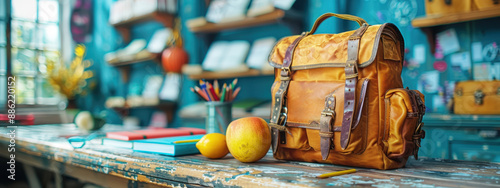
[411,8,500,53]
[187,69,274,80]
[111,11,174,42]
[106,53,160,82]
[107,54,158,67]
[412,8,500,28]
[188,9,299,33]
[185,9,302,80]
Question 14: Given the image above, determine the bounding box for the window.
[2,0,62,108]
[0,0,7,109]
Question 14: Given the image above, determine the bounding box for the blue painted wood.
[2,124,500,187]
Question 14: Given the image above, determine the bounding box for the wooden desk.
[1,124,500,188]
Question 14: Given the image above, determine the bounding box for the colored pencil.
[214,80,219,96]
[231,78,238,88]
[220,83,227,102]
[232,87,241,101]
[190,87,204,100]
[173,139,201,144]
[226,86,231,102]
[200,82,212,101]
[316,169,356,178]
[194,86,209,101]
[207,83,219,101]
[195,79,240,102]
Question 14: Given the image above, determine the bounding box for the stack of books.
[102,127,206,156]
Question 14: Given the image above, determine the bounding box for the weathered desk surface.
[1,124,500,188]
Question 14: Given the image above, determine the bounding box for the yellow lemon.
[196,133,229,159]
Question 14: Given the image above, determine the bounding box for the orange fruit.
[196,133,229,159]
[226,117,271,162]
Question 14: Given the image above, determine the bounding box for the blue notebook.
[132,135,204,156]
[102,138,135,149]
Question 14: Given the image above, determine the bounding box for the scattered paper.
[449,66,470,81]
[434,40,444,59]
[450,52,471,70]
[432,95,445,113]
[413,44,426,64]
[444,80,455,105]
[471,42,483,62]
[420,70,440,94]
[436,29,460,55]
[492,63,500,80]
[473,63,492,81]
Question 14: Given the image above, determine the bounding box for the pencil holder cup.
[205,101,232,134]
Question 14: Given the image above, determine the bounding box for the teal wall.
[78,0,500,127]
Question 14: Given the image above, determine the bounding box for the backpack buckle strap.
[320,94,336,160]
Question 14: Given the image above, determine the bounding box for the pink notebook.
[106,127,206,141]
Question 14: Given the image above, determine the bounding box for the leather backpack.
[267,13,426,170]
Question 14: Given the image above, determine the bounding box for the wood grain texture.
[188,69,274,80]
[188,9,286,33]
[412,8,500,28]
[1,124,500,187]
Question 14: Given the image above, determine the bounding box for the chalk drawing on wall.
[389,0,417,26]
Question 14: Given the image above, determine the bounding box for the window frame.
[2,0,66,113]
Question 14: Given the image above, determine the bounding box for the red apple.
[226,117,271,162]
[161,46,189,73]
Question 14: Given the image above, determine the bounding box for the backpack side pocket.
[383,89,425,161]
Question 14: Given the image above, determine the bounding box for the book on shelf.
[133,135,204,156]
[219,0,251,23]
[247,37,276,69]
[247,0,275,17]
[202,40,250,71]
[205,0,250,23]
[106,127,206,141]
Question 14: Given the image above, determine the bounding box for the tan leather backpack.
[267,13,426,170]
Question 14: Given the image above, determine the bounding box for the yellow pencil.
[173,139,201,144]
[214,80,219,96]
[316,169,356,178]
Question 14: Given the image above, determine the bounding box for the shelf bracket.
[152,12,175,28]
[116,27,131,43]
[420,27,436,54]
[119,66,131,83]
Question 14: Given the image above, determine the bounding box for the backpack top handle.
[307,13,368,36]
